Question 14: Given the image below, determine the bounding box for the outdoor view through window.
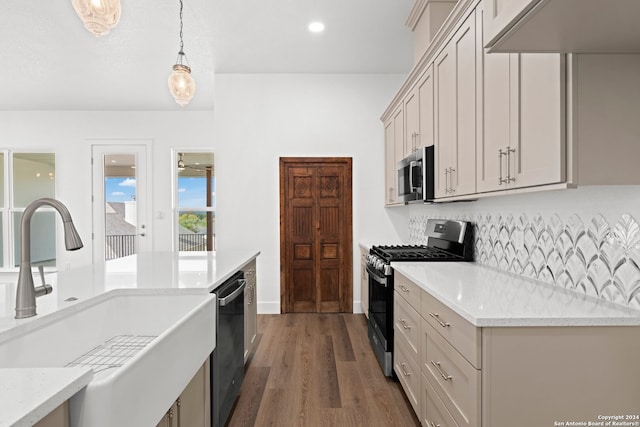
[176,152,215,252]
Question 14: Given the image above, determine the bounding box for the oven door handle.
[219,279,246,306]
[366,265,388,286]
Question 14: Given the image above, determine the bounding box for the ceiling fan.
[177,153,212,173]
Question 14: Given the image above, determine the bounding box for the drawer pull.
[400,363,411,377]
[430,360,452,381]
[429,312,450,328]
[399,284,410,293]
[427,421,441,427]
[400,319,411,330]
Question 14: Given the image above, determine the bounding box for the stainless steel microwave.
[397,145,434,203]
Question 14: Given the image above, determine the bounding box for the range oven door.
[366,264,394,377]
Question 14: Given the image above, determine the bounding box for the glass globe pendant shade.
[71,0,121,37]
[168,64,196,107]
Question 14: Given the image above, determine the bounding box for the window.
[0,152,56,268]
[175,151,215,252]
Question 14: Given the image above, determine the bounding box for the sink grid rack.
[66,335,158,374]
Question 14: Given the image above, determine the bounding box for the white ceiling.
[0,0,414,111]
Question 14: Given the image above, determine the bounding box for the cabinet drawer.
[422,291,481,368]
[394,290,421,358]
[394,271,423,313]
[422,372,459,427]
[423,320,480,427]
[394,335,421,419]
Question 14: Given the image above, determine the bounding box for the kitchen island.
[0,250,259,427]
[391,261,640,427]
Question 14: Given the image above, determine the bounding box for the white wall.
[0,74,410,314]
[0,111,215,269]
[213,74,409,313]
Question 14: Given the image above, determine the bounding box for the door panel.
[280,158,352,313]
[91,143,151,263]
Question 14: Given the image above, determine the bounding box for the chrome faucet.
[15,198,83,319]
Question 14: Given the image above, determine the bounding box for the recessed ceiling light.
[308,22,325,33]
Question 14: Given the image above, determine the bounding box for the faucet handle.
[35,265,53,297]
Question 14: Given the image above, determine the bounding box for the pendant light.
[168,0,196,107]
[71,0,121,37]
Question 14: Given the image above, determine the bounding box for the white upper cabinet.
[484,0,640,53]
[434,9,477,198]
[381,0,640,206]
[404,87,420,157]
[477,2,565,193]
[383,106,405,206]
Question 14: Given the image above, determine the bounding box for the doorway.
[279,157,353,313]
[91,142,152,263]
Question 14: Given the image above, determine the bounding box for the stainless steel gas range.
[366,219,474,377]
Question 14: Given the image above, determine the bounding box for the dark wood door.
[280,158,352,313]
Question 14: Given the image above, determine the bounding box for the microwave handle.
[409,160,416,191]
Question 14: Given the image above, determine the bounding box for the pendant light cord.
[178,0,184,55]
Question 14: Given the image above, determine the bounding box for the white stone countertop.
[0,250,259,426]
[0,250,259,333]
[0,368,93,427]
[392,261,640,327]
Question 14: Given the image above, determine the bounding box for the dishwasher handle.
[218,279,246,306]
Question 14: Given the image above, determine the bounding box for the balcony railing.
[105,234,211,260]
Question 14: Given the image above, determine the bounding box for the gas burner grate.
[66,335,157,374]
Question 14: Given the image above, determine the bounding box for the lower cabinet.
[243,259,258,364]
[156,359,210,427]
[394,270,640,426]
[34,401,69,427]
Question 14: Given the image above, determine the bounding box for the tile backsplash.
[409,211,640,309]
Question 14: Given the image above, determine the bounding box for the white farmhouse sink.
[0,290,216,427]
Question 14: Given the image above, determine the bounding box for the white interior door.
[91,143,152,263]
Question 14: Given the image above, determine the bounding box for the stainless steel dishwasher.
[211,271,245,427]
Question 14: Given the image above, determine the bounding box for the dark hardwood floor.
[227,313,420,427]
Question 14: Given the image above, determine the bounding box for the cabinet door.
[477,2,519,193]
[514,53,565,187]
[393,105,405,169]
[155,402,178,427]
[417,64,435,151]
[405,87,419,157]
[179,362,210,427]
[384,106,404,206]
[34,402,69,427]
[435,9,477,198]
[452,10,478,197]
[434,43,455,198]
[384,118,398,205]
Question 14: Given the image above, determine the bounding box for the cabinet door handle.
[506,146,516,183]
[400,319,411,330]
[399,284,409,293]
[400,362,411,377]
[427,421,441,427]
[429,312,450,327]
[449,167,455,192]
[430,360,452,381]
[444,168,449,193]
[498,148,506,185]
